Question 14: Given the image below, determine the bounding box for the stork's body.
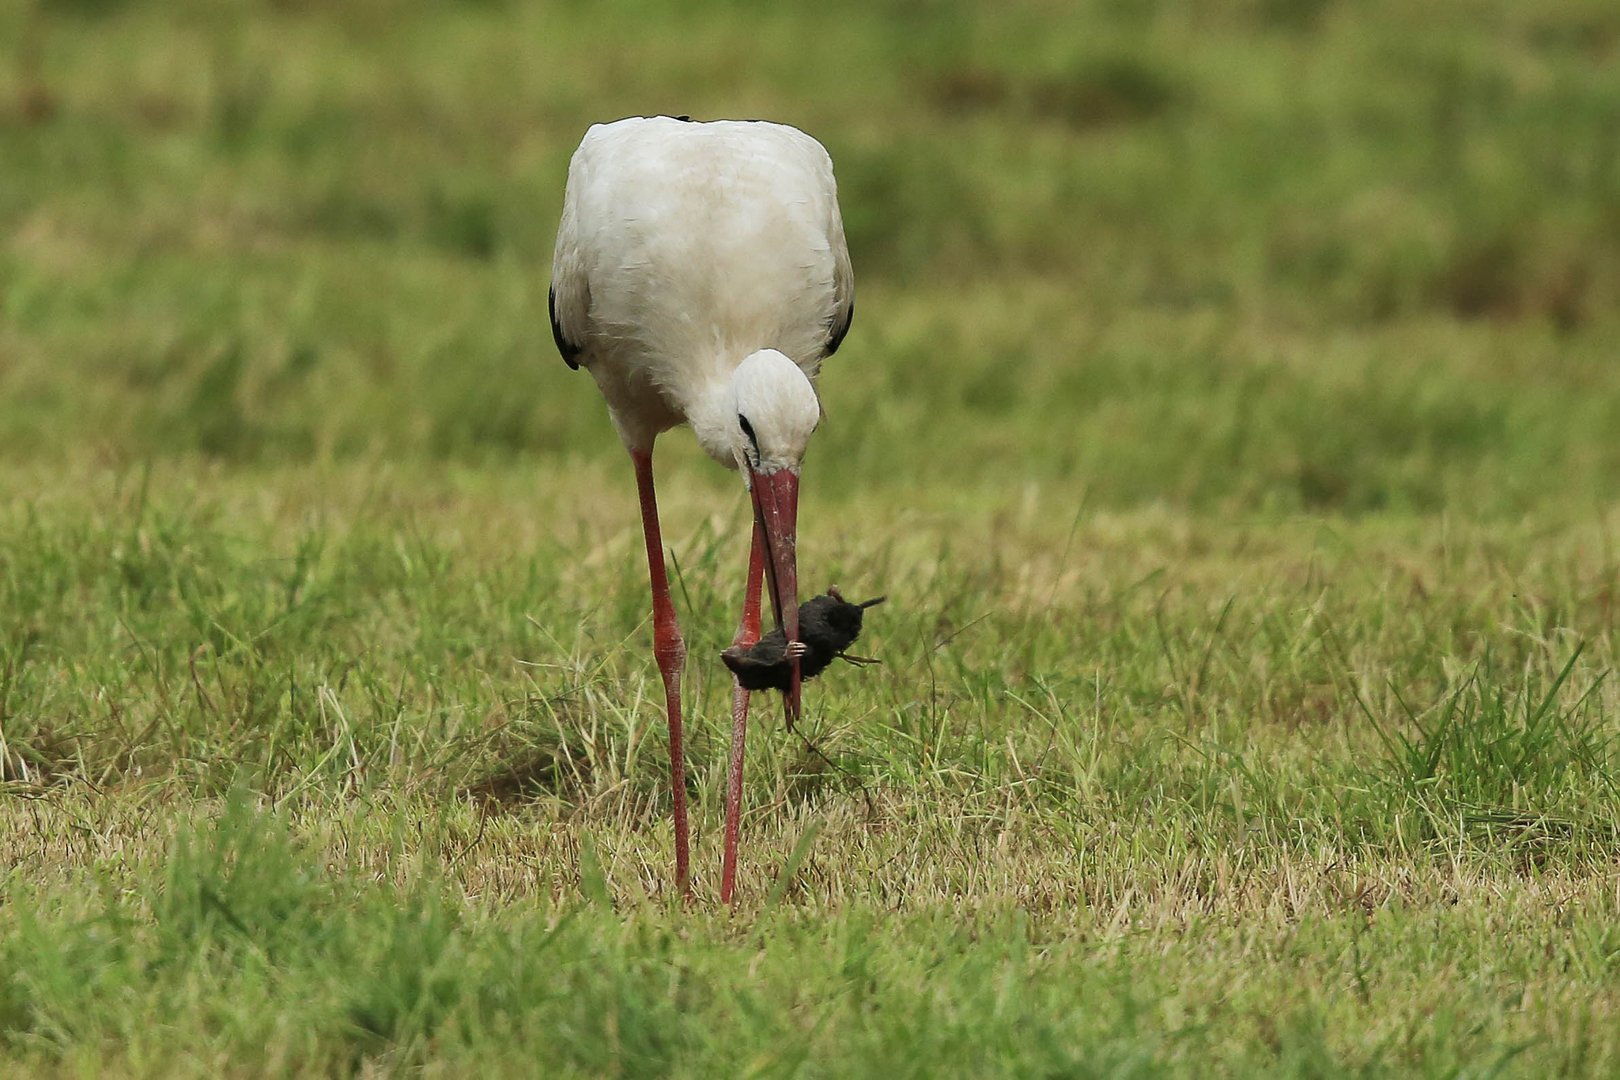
[550,116,854,901]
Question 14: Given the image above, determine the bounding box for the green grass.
[5,0,1620,1075]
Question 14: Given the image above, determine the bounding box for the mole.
[721,586,885,694]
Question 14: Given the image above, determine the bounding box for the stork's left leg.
[719,519,766,905]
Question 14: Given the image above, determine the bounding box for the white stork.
[549,116,855,902]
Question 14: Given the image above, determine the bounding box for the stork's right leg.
[630,448,691,899]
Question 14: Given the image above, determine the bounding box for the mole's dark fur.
[722,587,884,693]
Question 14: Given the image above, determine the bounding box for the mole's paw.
[785,640,810,660]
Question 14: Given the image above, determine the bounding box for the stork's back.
[551,117,852,392]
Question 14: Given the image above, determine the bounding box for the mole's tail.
[858,596,887,609]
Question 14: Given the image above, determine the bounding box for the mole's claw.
[785,640,810,660]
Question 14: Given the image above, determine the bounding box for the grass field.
[5,0,1620,1074]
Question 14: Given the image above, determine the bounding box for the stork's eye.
[738,413,758,450]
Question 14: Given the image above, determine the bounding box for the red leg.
[720,519,766,905]
[630,449,691,899]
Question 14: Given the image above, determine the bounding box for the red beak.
[749,466,800,727]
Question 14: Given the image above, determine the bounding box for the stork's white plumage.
[550,116,855,902]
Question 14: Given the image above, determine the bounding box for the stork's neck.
[689,379,744,469]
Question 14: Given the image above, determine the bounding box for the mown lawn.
[4,0,1620,1075]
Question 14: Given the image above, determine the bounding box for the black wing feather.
[549,285,582,370]
[826,296,854,357]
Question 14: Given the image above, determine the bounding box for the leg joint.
[653,622,686,670]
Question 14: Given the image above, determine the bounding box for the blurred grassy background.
[4,0,1619,512]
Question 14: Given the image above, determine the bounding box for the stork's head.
[730,349,821,470]
[728,349,819,722]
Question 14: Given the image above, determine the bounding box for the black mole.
[721,586,885,693]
